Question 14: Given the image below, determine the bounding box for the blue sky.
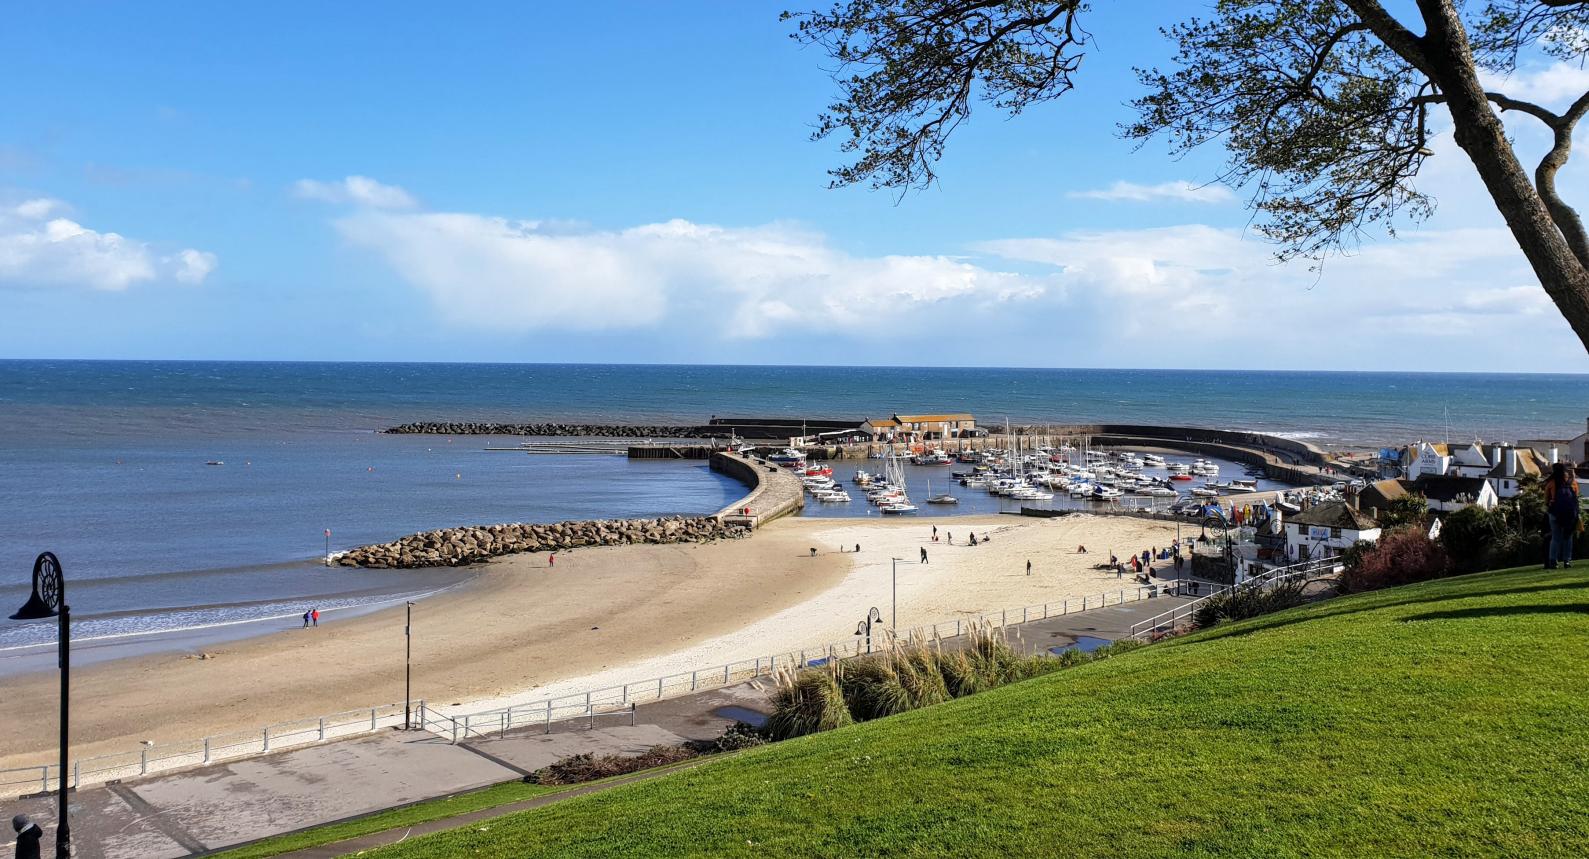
[2,2,1587,371]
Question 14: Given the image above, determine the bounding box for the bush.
[765,665,853,740]
[527,745,699,785]
[1192,579,1310,627]
[1440,505,1505,572]
[1338,528,1450,593]
[714,722,768,752]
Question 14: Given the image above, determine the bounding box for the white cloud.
[1480,62,1589,106]
[333,208,1048,335]
[293,176,417,209]
[1067,180,1234,204]
[0,197,216,290]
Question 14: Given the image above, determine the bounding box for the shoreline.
[0,513,1186,771]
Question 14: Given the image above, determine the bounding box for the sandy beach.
[0,513,1183,769]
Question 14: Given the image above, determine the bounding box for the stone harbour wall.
[337,516,749,569]
[385,422,712,438]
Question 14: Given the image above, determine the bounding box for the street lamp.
[404,601,415,730]
[890,557,904,631]
[10,552,71,859]
[855,607,883,655]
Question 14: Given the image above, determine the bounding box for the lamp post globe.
[9,552,71,859]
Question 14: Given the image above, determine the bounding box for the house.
[1400,440,1543,503]
[1404,442,1452,481]
[1447,443,1493,478]
[891,413,977,440]
[1355,478,1410,518]
[862,418,901,441]
[1519,416,1589,466]
[1284,502,1382,562]
[1412,474,1498,513]
[1484,444,1542,499]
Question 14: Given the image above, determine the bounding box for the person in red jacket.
[1544,461,1580,569]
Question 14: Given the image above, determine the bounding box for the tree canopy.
[784,1,1589,352]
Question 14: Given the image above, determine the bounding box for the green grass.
[354,566,1589,858]
[208,779,556,858]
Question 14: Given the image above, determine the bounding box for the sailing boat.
[926,477,958,505]
[879,450,918,513]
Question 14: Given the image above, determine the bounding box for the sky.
[2,2,1588,372]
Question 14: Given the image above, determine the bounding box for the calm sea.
[1,360,1585,658]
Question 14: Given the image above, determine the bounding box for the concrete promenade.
[6,594,1192,858]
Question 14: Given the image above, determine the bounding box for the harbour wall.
[336,517,749,568]
[710,451,805,528]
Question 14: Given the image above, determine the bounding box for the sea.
[2,360,1585,666]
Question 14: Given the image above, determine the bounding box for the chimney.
[1490,444,1502,467]
[1505,448,1518,475]
[1553,447,1560,464]
[1370,506,1380,521]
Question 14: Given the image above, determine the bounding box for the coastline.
[0,513,1184,770]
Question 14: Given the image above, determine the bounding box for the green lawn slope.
[368,566,1589,858]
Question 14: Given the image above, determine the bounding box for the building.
[1355,478,1410,518]
[890,413,977,441]
[1518,416,1589,465]
[862,418,901,441]
[1484,444,1542,499]
[1398,440,1544,504]
[1284,502,1382,562]
[1413,474,1499,513]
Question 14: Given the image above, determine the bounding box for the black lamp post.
[10,552,71,859]
[404,601,414,730]
[855,607,883,655]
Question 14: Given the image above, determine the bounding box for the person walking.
[302,610,311,629]
[1545,461,1580,569]
[932,525,938,540]
[946,531,952,545]
[549,553,556,568]
[12,815,42,859]
[311,608,319,627]
[1025,559,1032,576]
[920,546,929,564]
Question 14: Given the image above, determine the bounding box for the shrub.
[1192,579,1310,627]
[527,745,699,785]
[765,665,852,740]
[714,722,768,752]
[1380,493,1430,528]
[1338,528,1450,593]
[1440,505,1505,572]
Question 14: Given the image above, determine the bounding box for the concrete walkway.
[5,593,1192,858]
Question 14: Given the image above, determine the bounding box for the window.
[1330,527,1342,538]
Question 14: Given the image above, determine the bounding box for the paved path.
[4,593,1193,858]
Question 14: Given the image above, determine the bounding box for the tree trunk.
[1419,0,1589,354]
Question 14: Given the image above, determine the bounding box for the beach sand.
[0,514,1183,768]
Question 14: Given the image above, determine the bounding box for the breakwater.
[387,422,711,438]
[337,516,749,568]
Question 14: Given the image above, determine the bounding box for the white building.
[1401,441,1544,504]
[1413,475,1499,513]
[1284,502,1382,562]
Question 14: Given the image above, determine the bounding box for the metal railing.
[0,702,414,799]
[1,580,1192,795]
[430,583,1184,739]
[1126,557,1341,639]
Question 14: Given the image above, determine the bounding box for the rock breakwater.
[338,516,748,568]
[385,422,712,438]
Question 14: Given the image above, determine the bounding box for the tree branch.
[1340,0,1432,72]
[1412,90,1562,125]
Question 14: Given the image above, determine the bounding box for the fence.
[0,703,412,799]
[1,581,1189,796]
[1126,557,1342,639]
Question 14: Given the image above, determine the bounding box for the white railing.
[1,581,1191,796]
[432,583,1184,740]
[0,703,413,799]
[1127,558,1341,639]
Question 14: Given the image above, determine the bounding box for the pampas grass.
[765,663,852,741]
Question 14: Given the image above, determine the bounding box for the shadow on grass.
[1403,603,1589,622]
[1180,572,1589,644]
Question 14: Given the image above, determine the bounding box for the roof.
[1412,474,1493,503]
[1486,447,1543,479]
[1289,501,1381,531]
[1357,478,1410,512]
[893,413,975,424]
[864,418,900,428]
[1450,443,1490,467]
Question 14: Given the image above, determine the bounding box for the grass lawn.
[357,565,1589,858]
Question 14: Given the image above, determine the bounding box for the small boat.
[880,502,919,514]
[927,493,959,505]
[1191,487,1220,497]
[205,460,224,466]
[1169,474,1193,481]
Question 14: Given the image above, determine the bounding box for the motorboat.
[814,489,852,502]
[880,502,919,514]
[769,449,806,467]
[927,493,959,505]
[1191,487,1220,497]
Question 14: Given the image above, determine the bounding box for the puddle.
[1048,635,1112,656]
[712,705,768,728]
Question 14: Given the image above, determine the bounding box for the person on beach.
[855,543,860,553]
[13,814,42,859]
[970,533,978,547]
[810,547,818,558]
[302,610,310,629]
[946,532,952,545]
[932,525,938,540]
[1077,545,1087,554]
[549,554,556,568]
[920,547,929,564]
[1026,559,1032,576]
[311,608,319,627]
[982,532,990,544]
[1544,461,1580,569]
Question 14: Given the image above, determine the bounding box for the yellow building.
[891,413,977,440]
